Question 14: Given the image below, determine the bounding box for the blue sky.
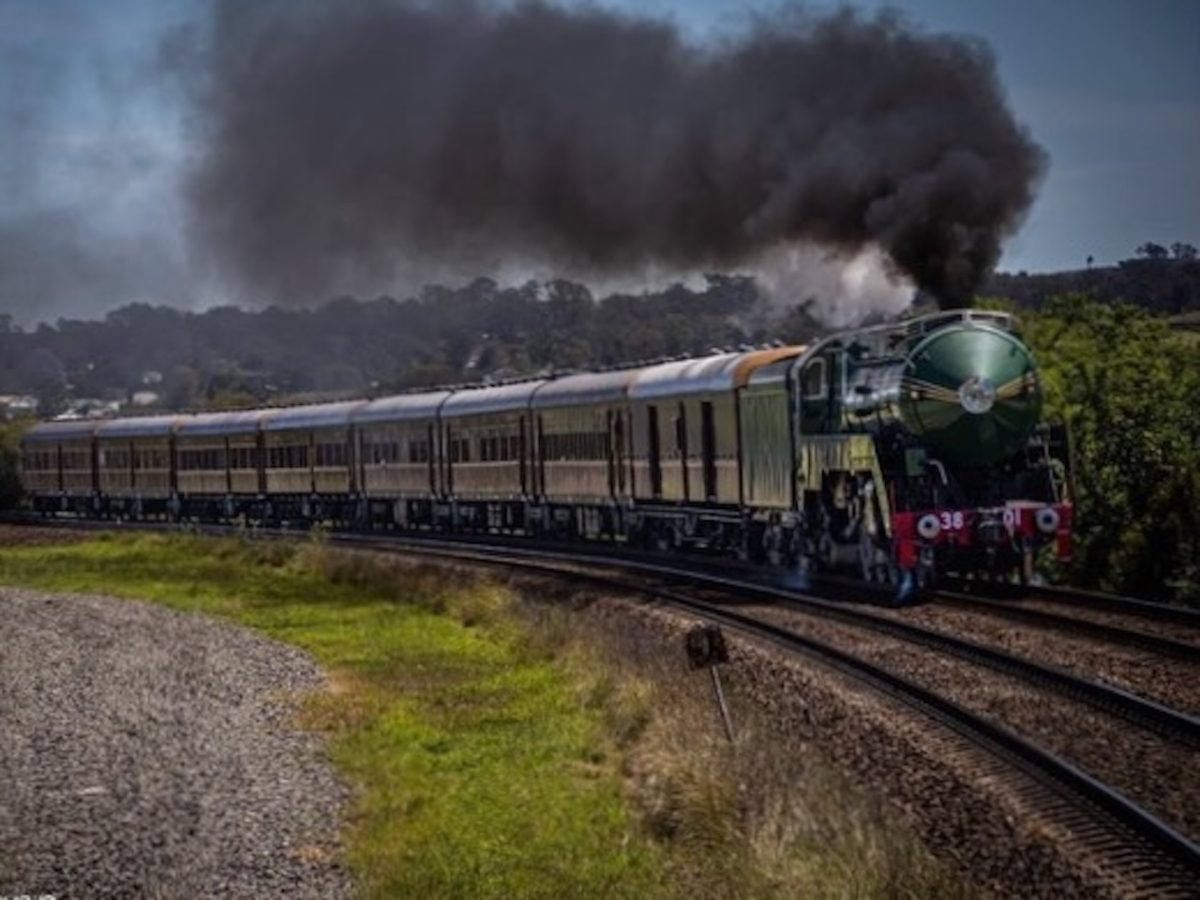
[0,0,1196,322]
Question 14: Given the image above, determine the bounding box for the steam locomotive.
[20,308,1072,596]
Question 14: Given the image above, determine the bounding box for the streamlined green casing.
[898,324,1041,466]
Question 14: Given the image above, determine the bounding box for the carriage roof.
[20,419,102,443]
[262,400,368,432]
[531,368,648,409]
[628,347,805,400]
[352,390,453,425]
[175,409,267,437]
[95,415,180,439]
[441,380,547,417]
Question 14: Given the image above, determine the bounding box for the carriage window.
[316,443,347,467]
[230,447,255,470]
[268,445,307,468]
[802,358,827,399]
[370,439,401,464]
[449,436,471,463]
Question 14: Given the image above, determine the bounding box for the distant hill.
[986,254,1199,314]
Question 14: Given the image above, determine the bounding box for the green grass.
[0,532,971,898]
[0,534,664,898]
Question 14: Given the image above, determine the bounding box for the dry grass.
[502,584,975,900]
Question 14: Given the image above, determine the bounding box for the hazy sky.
[0,0,1196,323]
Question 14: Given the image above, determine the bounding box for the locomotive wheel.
[858,525,898,586]
[858,527,878,582]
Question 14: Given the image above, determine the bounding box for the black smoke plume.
[181,0,1044,307]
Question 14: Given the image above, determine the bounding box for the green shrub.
[0,421,25,510]
[998,296,1200,604]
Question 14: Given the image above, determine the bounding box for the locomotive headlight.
[958,375,997,414]
[917,514,941,540]
[1036,507,1060,534]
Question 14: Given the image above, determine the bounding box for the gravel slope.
[0,587,351,900]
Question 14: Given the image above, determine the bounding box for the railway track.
[931,587,1200,663]
[6,516,1200,893]
[1029,584,1200,629]
[329,531,1200,893]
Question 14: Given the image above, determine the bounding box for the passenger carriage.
[625,347,805,552]
[20,419,99,515]
[353,390,451,529]
[95,415,178,519]
[175,410,266,520]
[439,380,543,532]
[261,401,366,524]
[529,368,641,539]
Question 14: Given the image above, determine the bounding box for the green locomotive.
[775,308,1071,590]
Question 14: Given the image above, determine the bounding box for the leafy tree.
[1018,296,1199,604]
[0,421,25,509]
[1171,242,1198,261]
[1137,242,1170,260]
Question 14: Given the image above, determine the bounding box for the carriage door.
[518,415,528,496]
[647,406,662,499]
[536,415,546,498]
[675,403,690,500]
[427,424,437,493]
[612,410,626,496]
[700,401,717,502]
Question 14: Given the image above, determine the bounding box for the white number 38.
[939,511,965,531]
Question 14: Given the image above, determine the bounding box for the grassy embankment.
[0,532,968,898]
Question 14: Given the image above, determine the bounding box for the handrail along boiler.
[19,309,1072,593]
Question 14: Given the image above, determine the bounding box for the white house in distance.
[0,395,37,420]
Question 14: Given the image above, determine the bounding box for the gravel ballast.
[0,587,350,899]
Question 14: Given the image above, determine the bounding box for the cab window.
[802,358,826,399]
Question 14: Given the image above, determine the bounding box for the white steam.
[747,243,916,327]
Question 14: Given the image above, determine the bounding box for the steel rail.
[932,588,1200,663]
[1025,584,1200,629]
